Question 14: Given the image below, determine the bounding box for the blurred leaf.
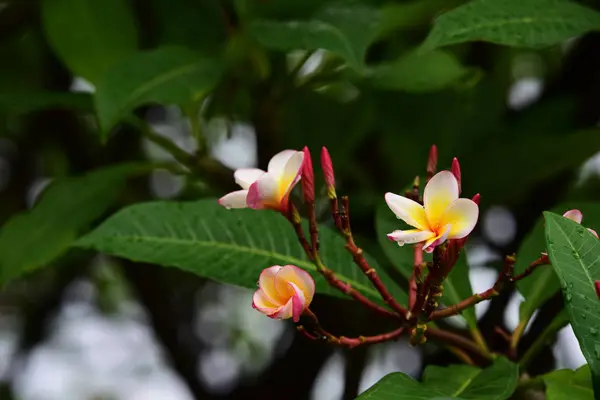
[357,357,518,399]
[543,365,593,400]
[544,212,600,393]
[249,3,381,71]
[94,46,222,134]
[0,92,93,114]
[42,0,138,83]
[75,199,407,305]
[0,164,148,284]
[237,0,327,20]
[378,0,465,34]
[365,49,476,92]
[516,202,600,320]
[420,0,600,52]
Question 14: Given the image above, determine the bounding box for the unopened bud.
[471,193,480,205]
[301,146,315,203]
[321,147,336,199]
[451,157,461,194]
[426,145,438,179]
[595,281,600,300]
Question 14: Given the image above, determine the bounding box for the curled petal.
[234,168,265,190]
[440,198,479,239]
[423,224,451,253]
[258,266,285,304]
[589,228,599,239]
[276,265,315,306]
[247,173,280,209]
[288,282,307,322]
[252,289,280,315]
[268,150,299,177]
[218,190,249,209]
[563,209,583,224]
[278,151,304,198]
[269,300,293,320]
[387,229,434,246]
[424,171,459,229]
[384,192,430,231]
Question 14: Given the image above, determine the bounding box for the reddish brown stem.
[426,327,491,362]
[285,204,313,260]
[510,253,549,282]
[409,244,423,310]
[306,201,319,254]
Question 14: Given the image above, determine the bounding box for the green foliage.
[356,357,518,399]
[41,0,138,83]
[0,164,148,284]
[75,199,407,304]
[94,46,222,134]
[421,0,600,52]
[544,212,600,392]
[543,365,594,400]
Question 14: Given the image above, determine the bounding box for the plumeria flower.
[563,209,599,238]
[385,170,479,253]
[252,265,315,322]
[218,150,304,212]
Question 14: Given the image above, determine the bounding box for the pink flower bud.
[301,146,315,203]
[321,147,335,188]
[451,157,461,194]
[426,145,438,178]
[595,280,600,301]
[252,265,315,322]
[563,209,599,239]
[471,193,480,205]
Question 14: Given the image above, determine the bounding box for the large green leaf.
[544,212,600,393]
[42,0,138,83]
[420,0,600,52]
[94,46,222,134]
[75,200,407,304]
[0,164,148,284]
[375,202,476,327]
[0,92,93,114]
[543,365,593,400]
[516,203,600,320]
[357,357,518,399]
[248,3,381,71]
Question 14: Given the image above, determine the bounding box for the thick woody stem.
[301,309,405,348]
[340,196,408,317]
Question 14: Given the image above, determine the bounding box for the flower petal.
[424,171,459,229]
[589,228,599,239]
[387,229,434,246]
[288,282,306,322]
[276,265,315,305]
[247,173,280,209]
[439,198,479,239]
[268,150,298,176]
[384,192,429,231]
[234,168,265,190]
[252,289,280,315]
[278,151,304,198]
[269,299,293,320]
[563,209,583,224]
[218,190,249,209]
[258,266,286,304]
[423,224,451,253]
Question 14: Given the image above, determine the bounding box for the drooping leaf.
[42,0,138,83]
[420,0,600,52]
[516,203,600,321]
[366,50,476,93]
[543,364,594,400]
[544,212,600,393]
[248,3,381,71]
[357,357,518,399]
[75,200,407,304]
[0,164,149,284]
[94,46,222,134]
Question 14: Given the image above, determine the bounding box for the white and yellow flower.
[385,170,479,253]
[218,150,304,212]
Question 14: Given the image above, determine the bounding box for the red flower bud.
[321,147,336,199]
[451,157,461,194]
[426,145,438,179]
[301,146,315,203]
[471,193,480,205]
[595,280,600,301]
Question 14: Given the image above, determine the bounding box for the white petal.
[387,229,434,246]
[278,151,304,196]
[424,171,459,229]
[384,192,429,231]
[234,168,265,190]
[440,198,479,239]
[268,150,299,177]
[422,224,452,253]
[218,190,249,209]
[247,173,280,209]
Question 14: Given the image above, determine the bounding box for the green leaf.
[42,0,138,83]
[544,211,600,392]
[543,365,594,400]
[366,50,476,93]
[517,203,600,321]
[75,200,407,304]
[0,92,93,114]
[420,0,600,52]
[248,3,381,71]
[94,46,222,134]
[375,202,476,327]
[357,357,518,399]
[0,164,149,284]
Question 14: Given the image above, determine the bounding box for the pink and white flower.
[385,170,479,253]
[218,150,304,212]
[252,265,315,322]
[563,209,599,239]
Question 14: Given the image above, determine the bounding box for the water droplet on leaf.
[590,327,598,336]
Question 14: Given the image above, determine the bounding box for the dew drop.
[572,250,581,259]
[577,228,585,237]
[565,291,573,302]
[568,282,574,288]
[594,344,600,359]
[590,327,598,336]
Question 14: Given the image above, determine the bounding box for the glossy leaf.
[420,0,600,52]
[357,357,518,399]
[544,212,600,393]
[75,200,407,304]
[0,164,149,284]
[543,365,593,400]
[94,46,222,134]
[42,0,138,82]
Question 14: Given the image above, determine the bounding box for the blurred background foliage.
[1,0,600,398]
